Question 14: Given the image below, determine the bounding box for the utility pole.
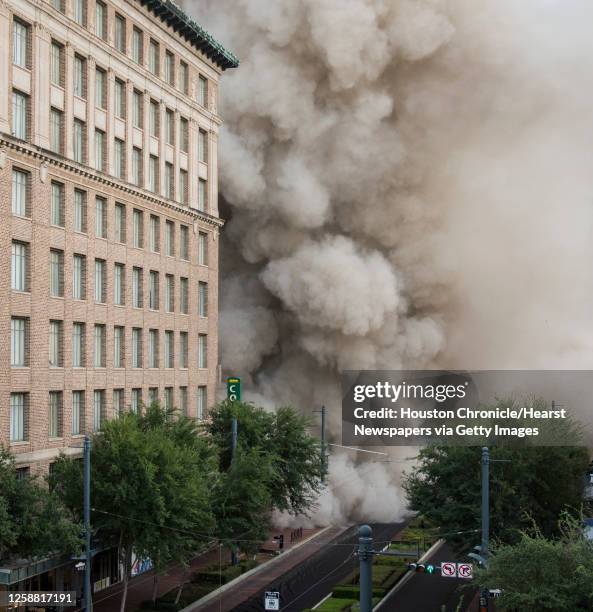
[313,406,327,483]
[358,525,373,612]
[83,435,92,612]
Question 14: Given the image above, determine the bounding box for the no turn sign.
[441,562,457,578]
[457,563,473,579]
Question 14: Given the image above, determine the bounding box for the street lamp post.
[83,435,92,612]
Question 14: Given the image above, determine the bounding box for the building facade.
[0,0,237,476]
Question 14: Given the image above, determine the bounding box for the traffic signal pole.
[480,447,490,612]
[83,436,92,612]
[231,417,239,566]
[358,525,373,612]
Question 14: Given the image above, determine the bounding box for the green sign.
[227,377,241,401]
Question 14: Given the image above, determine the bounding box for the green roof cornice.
[139,0,239,70]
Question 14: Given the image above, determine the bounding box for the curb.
[373,538,446,611]
[181,525,338,612]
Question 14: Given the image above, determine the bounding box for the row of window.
[14,8,211,107]
[10,169,209,263]
[9,384,208,442]
[14,243,207,314]
[12,90,209,209]
[11,318,208,369]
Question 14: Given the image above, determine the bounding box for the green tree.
[476,515,593,610]
[403,402,590,547]
[50,406,215,612]
[207,400,323,515]
[0,448,81,563]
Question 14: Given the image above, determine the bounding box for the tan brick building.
[0,0,237,475]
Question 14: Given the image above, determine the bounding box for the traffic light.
[425,564,435,574]
[407,563,426,572]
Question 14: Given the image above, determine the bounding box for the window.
[115,14,126,53]
[95,197,106,238]
[113,389,124,418]
[198,232,208,266]
[94,324,106,367]
[131,388,141,413]
[165,109,174,145]
[50,42,64,86]
[114,139,125,179]
[114,263,125,305]
[73,119,85,163]
[179,61,188,95]
[164,163,174,199]
[179,169,188,206]
[180,226,189,260]
[74,190,87,232]
[10,393,27,442]
[11,241,28,291]
[51,0,65,13]
[73,0,86,26]
[114,326,124,367]
[72,254,86,300]
[72,322,85,366]
[198,281,208,317]
[149,215,159,252]
[198,334,207,368]
[50,108,63,154]
[115,79,126,118]
[148,329,158,368]
[180,118,189,153]
[164,387,173,410]
[13,19,29,68]
[51,182,64,227]
[179,331,188,368]
[148,155,158,192]
[165,220,174,256]
[12,91,28,140]
[114,203,126,242]
[197,386,207,420]
[95,68,106,108]
[165,51,174,86]
[179,386,188,415]
[132,27,143,64]
[149,387,158,405]
[133,209,143,247]
[198,75,208,108]
[49,320,63,366]
[49,392,63,438]
[132,328,142,368]
[94,258,106,302]
[11,169,29,217]
[50,249,64,297]
[132,148,142,186]
[198,129,208,163]
[72,391,84,435]
[149,271,159,310]
[132,267,143,307]
[133,90,143,128]
[74,55,86,98]
[93,390,104,432]
[180,277,188,314]
[165,275,174,312]
[95,129,105,171]
[149,39,159,75]
[148,102,159,140]
[198,179,207,212]
[95,1,106,39]
[11,317,28,366]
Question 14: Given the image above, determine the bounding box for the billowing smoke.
[187,0,593,524]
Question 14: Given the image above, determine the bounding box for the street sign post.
[441,562,457,578]
[227,377,241,401]
[264,591,280,611]
[457,563,473,579]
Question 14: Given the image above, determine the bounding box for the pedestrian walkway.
[90,527,330,612]
[187,527,346,612]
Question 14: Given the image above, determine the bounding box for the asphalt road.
[379,541,476,612]
[232,522,407,612]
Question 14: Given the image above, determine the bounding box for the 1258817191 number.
[0,591,77,607]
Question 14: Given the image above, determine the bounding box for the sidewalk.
[187,526,346,612]
[91,527,327,612]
